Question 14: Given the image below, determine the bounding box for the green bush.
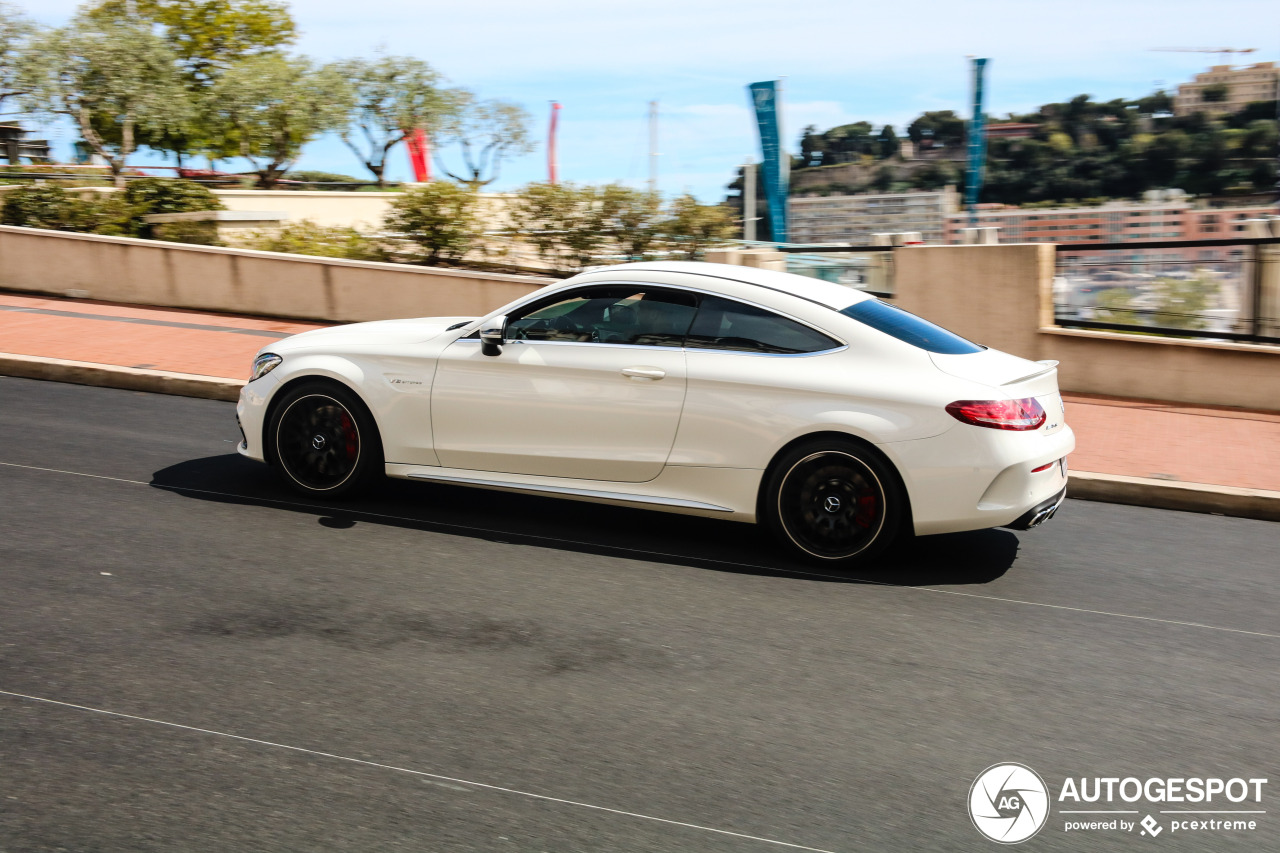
[283,170,365,185]
[244,220,387,261]
[124,178,223,235]
[385,183,481,265]
[0,185,85,230]
[0,180,230,243]
[150,220,223,247]
[75,193,137,236]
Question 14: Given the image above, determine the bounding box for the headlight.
[250,353,283,382]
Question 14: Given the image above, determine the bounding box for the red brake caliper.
[340,413,357,459]
[855,495,878,528]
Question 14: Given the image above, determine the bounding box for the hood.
[930,349,1061,398]
[270,317,476,352]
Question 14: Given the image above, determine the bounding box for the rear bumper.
[885,423,1076,536]
[1004,486,1067,531]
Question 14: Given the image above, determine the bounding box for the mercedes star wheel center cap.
[824,495,842,513]
[312,434,326,450]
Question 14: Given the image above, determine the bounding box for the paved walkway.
[2,291,1278,492]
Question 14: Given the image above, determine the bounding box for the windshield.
[840,299,983,354]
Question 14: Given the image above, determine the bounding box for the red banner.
[548,102,561,184]
[405,128,431,182]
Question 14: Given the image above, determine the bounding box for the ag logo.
[969,763,1050,844]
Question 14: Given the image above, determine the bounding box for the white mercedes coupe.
[236,261,1074,565]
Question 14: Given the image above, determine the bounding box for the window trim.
[482,280,848,357]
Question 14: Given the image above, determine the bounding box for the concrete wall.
[0,188,511,233]
[894,243,1280,412]
[0,225,551,323]
[212,190,515,232]
[212,190,398,231]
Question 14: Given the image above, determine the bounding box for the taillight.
[945,398,1046,431]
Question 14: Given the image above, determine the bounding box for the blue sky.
[20,0,1280,201]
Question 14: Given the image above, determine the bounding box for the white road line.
[0,689,837,853]
[3,459,1278,642]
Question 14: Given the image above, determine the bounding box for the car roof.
[581,261,876,311]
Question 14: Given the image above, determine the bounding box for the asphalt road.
[1,375,1277,852]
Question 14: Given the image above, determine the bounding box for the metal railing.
[771,243,896,297]
[1054,237,1280,345]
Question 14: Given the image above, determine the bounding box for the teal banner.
[748,81,788,243]
[964,58,989,225]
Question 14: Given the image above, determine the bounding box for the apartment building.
[943,199,1278,246]
[1173,62,1279,117]
[788,186,959,245]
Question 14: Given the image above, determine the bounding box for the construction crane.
[1151,47,1257,65]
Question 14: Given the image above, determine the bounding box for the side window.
[507,286,697,347]
[686,296,840,354]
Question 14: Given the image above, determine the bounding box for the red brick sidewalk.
[3,291,1278,492]
[0,292,323,380]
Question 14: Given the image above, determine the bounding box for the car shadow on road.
[151,454,1018,587]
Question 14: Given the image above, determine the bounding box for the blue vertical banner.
[965,58,989,226]
[748,80,788,243]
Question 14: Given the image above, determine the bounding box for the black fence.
[1054,237,1280,345]
[765,236,1280,345]
[772,243,895,297]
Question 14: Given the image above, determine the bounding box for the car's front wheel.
[267,381,382,498]
[763,439,902,566]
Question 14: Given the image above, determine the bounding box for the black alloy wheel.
[268,382,382,497]
[764,440,902,564]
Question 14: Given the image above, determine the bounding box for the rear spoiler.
[1002,360,1059,386]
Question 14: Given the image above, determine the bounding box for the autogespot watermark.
[968,764,1268,843]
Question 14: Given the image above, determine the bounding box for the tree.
[877,124,899,159]
[658,194,734,259]
[798,125,826,167]
[336,55,456,187]
[509,182,610,273]
[907,110,965,147]
[83,1,296,167]
[87,0,294,84]
[1134,89,1173,116]
[435,92,535,189]
[597,184,663,260]
[871,164,895,192]
[211,54,351,188]
[385,182,481,265]
[1201,83,1229,104]
[0,2,35,117]
[23,16,189,187]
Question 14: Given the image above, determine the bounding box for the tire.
[267,380,383,498]
[762,438,903,565]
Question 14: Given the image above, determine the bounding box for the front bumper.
[235,373,279,462]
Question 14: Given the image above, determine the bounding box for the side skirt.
[384,463,762,522]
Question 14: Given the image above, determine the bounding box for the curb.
[3,353,1276,523]
[1068,471,1280,523]
[0,353,241,402]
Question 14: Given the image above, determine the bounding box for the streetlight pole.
[648,100,658,196]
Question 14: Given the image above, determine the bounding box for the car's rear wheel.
[268,381,382,498]
[763,439,902,565]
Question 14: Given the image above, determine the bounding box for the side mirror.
[479,315,507,357]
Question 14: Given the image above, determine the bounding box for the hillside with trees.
[779,92,1278,206]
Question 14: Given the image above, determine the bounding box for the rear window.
[840,300,983,354]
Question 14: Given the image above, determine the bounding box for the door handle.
[621,367,666,380]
